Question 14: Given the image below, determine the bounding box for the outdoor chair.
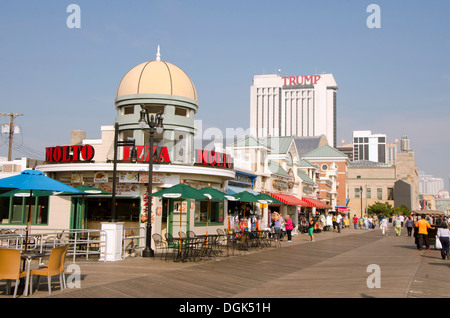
[216,229,227,251]
[184,236,202,262]
[187,231,196,238]
[0,249,27,298]
[152,233,167,260]
[29,245,66,295]
[38,244,69,289]
[164,233,180,261]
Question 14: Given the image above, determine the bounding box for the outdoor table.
[172,237,190,262]
[21,252,47,296]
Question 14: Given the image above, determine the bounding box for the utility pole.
[1,113,23,161]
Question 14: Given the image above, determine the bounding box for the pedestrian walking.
[363,215,368,229]
[336,213,342,233]
[368,216,373,230]
[405,216,414,237]
[308,218,315,242]
[285,214,294,242]
[395,217,402,236]
[380,218,388,236]
[437,222,450,260]
[415,214,433,250]
[272,212,281,241]
[352,214,358,229]
[280,215,286,240]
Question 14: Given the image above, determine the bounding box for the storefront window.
[0,197,10,224]
[0,196,49,225]
[194,200,224,225]
[11,197,24,224]
[86,198,140,223]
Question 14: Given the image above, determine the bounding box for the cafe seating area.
[153,229,282,263]
[0,244,70,298]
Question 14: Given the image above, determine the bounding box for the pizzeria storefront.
[34,51,235,239]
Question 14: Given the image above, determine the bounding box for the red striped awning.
[301,197,328,209]
[270,193,306,206]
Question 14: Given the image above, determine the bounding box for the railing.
[0,228,106,263]
[122,226,146,256]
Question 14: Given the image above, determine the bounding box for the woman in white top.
[437,222,450,260]
[380,218,389,236]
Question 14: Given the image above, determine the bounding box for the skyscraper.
[250,73,338,146]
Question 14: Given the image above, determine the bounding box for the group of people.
[351,214,378,230]
[375,213,450,260]
[413,214,450,260]
[270,212,295,242]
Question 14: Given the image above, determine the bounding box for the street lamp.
[138,105,164,257]
[360,186,363,219]
[111,122,137,222]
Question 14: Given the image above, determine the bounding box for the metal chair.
[0,249,27,298]
[152,234,167,260]
[164,233,180,261]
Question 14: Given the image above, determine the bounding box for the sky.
[0,1,449,189]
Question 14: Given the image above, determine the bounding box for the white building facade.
[250,73,338,147]
[352,130,387,163]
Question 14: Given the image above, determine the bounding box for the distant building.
[336,139,353,162]
[250,73,338,146]
[352,130,387,163]
[419,173,445,195]
[301,144,349,209]
[347,151,420,216]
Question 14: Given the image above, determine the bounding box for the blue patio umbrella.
[0,169,83,253]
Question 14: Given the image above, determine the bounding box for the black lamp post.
[360,186,363,219]
[138,105,164,257]
[111,122,137,222]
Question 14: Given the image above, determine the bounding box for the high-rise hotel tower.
[250,73,338,147]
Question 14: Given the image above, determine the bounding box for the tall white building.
[250,73,338,147]
[352,130,387,163]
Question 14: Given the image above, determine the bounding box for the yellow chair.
[30,245,66,295]
[38,244,69,290]
[0,249,27,298]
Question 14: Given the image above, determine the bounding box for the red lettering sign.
[195,149,232,168]
[282,75,321,85]
[123,146,171,163]
[45,145,95,162]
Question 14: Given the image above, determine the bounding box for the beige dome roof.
[116,59,197,101]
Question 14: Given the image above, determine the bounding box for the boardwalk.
[3,226,450,301]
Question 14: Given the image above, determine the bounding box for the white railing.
[0,229,107,262]
[122,226,146,257]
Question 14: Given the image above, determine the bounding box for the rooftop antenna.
[156,45,161,61]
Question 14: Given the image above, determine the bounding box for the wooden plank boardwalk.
[3,226,449,300]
